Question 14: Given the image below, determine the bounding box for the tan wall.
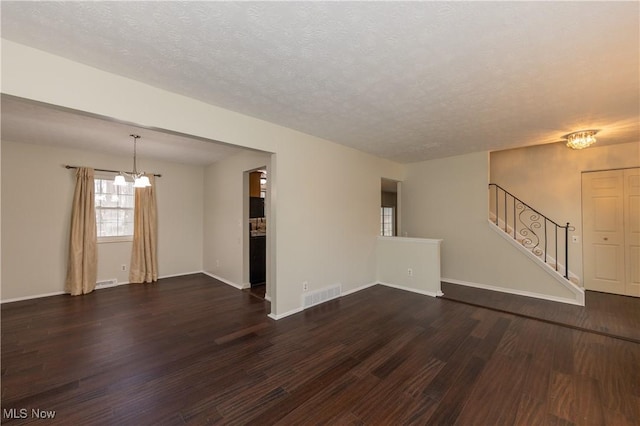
[1,140,204,301]
[381,191,397,207]
[376,237,442,296]
[1,40,405,316]
[402,151,578,302]
[490,141,640,282]
[272,134,405,315]
[203,150,271,290]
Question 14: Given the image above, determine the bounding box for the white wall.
[490,141,640,281]
[377,236,442,296]
[0,138,2,299]
[402,151,578,303]
[1,40,405,316]
[273,137,404,316]
[203,149,270,289]
[205,140,407,317]
[1,140,204,301]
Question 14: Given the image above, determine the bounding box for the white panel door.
[624,168,640,296]
[583,167,640,297]
[582,170,625,295]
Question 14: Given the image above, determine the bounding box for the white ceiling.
[1,1,638,163]
[1,95,246,166]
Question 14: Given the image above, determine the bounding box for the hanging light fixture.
[563,130,599,150]
[114,134,151,187]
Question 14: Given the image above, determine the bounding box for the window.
[260,171,267,198]
[381,207,395,236]
[94,177,135,242]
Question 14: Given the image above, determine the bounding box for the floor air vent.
[96,279,118,289]
[302,284,341,308]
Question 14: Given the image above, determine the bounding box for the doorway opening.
[246,168,267,299]
[381,178,401,236]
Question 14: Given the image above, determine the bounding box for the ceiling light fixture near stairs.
[563,129,599,150]
[114,134,151,187]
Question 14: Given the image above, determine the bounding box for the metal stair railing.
[489,183,574,280]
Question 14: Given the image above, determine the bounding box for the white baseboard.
[270,281,379,321]
[1,271,226,304]
[264,294,272,302]
[93,271,210,291]
[442,277,584,306]
[97,271,205,290]
[1,291,66,304]
[378,282,441,298]
[159,271,203,280]
[267,280,442,321]
[268,306,304,320]
[201,271,250,290]
[341,281,378,297]
[487,221,584,292]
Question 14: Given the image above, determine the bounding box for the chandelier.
[114,134,151,188]
[564,130,598,150]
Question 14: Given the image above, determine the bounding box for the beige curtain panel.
[65,167,98,296]
[130,175,158,283]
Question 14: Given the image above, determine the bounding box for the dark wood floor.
[441,282,640,343]
[2,274,639,425]
[244,284,266,300]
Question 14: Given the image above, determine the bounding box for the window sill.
[98,236,133,244]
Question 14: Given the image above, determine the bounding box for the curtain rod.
[65,165,162,177]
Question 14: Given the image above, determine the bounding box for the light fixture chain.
[114,134,150,187]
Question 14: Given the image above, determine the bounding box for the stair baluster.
[489,183,573,280]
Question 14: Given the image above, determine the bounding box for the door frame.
[243,164,271,298]
[581,166,640,296]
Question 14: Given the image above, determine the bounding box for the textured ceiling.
[1,96,245,166]
[1,1,638,163]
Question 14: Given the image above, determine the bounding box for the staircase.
[488,184,581,288]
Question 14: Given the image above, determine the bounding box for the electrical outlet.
[303,281,309,292]
[121,264,127,271]
[216,259,220,267]
[407,268,413,277]
[572,236,580,243]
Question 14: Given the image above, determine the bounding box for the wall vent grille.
[96,279,118,289]
[302,284,341,308]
